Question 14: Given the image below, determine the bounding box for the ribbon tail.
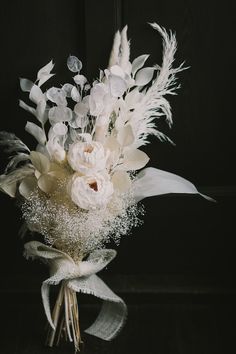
[41,282,55,330]
[68,274,127,341]
[85,300,127,341]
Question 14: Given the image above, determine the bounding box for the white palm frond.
[108,30,121,67]
[120,25,130,72]
[128,23,187,147]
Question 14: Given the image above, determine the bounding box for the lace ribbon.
[24,241,127,341]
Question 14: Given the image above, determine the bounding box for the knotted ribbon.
[24,241,127,341]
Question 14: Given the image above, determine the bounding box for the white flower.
[46,127,66,163]
[67,140,108,174]
[69,172,114,210]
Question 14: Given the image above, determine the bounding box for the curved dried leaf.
[38,174,56,194]
[38,74,55,88]
[25,122,47,145]
[121,149,149,171]
[67,55,82,72]
[30,151,50,174]
[19,78,34,92]
[29,85,45,104]
[132,54,149,76]
[37,60,54,79]
[19,100,36,116]
[19,176,37,199]
[36,100,47,124]
[133,167,215,202]
[135,67,155,86]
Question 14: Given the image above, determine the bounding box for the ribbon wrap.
[24,241,127,341]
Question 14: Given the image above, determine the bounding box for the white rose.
[67,140,108,174]
[70,173,114,210]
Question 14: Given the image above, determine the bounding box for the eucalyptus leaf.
[71,86,81,102]
[67,55,82,72]
[48,106,73,123]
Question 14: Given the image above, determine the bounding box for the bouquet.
[0,23,211,351]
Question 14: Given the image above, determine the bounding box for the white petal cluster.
[70,173,114,210]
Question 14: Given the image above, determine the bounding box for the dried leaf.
[25,122,47,145]
[37,60,54,80]
[30,151,50,174]
[132,54,149,76]
[36,100,47,125]
[19,100,36,116]
[19,78,34,92]
[29,85,45,104]
[135,67,155,86]
[38,174,56,194]
[121,149,149,171]
[38,74,55,87]
[19,176,37,199]
[117,125,135,147]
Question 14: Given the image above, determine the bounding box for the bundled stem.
[46,283,82,352]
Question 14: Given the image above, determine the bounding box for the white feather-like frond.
[127,23,187,147]
[108,30,121,67]
[0,165,34,186]
[120,25,130,72]
[4,153,30,173]
[0,132,30,154]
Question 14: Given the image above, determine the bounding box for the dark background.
[0,1,236,353]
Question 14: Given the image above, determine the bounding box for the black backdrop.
[0,0,235,296]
